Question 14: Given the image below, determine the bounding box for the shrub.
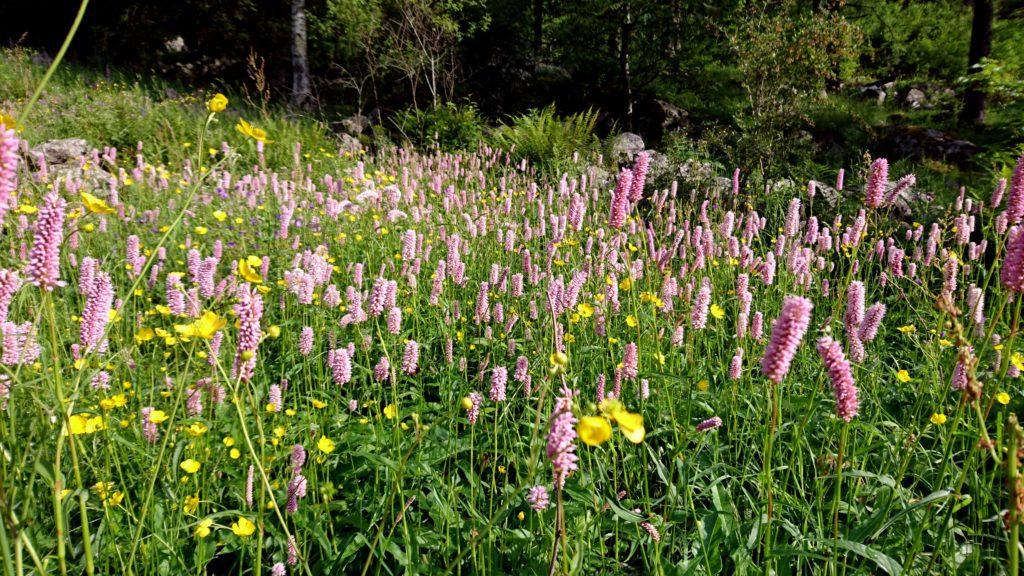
[390,101,485,151]
[490,106,601,175]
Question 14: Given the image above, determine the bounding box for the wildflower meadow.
[2,41,1024,576]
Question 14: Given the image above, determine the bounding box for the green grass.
[0,46,1022,576]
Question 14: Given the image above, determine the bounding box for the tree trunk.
[290,0,312,109]
[962,0,993,124]
[620,0,633,131]
[533,0,543,64]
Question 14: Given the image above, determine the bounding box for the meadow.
[1,59,1024,576]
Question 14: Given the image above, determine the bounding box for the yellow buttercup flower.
[896,370,911,383]
[598,399,646,444]
[317,436,336,454]
[99,394,127,411]
[930,413,947,425]
[207,93,228,113]
[80,192,115,215]
[195,518,214,538]
[231,516,256,537]
[626,315,638,328]
[576,303,594,318]
[897,325,916,334]
[460,396,474,411]
[148,410,169,424]
[236,119,272,143]
[384,403,398,420]
[997,392,1011,405]
[68,413,106,435]
[614,410,646,443]
[577,416,612,446]
[183,494,200,515]
[710,304,725,320]
[135,327,155,343]
[0,112,19,131]
[238,257,263,284]
[180,459,201,474]
[213,210,227,222]
[174,311,226,340]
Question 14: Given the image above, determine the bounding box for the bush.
[490,106,601,175]
[728,0,860,178]
[390,101,485,151]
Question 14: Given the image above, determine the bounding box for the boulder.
[859,85,887,105]
[338,133,363,154]
[904,88,926,109]
[641,149,670,182]
[811,180,841,209]
[878,125,982,165]
[887,179,932,219]
[29,139,111,186]
[585,164,612,190]
[340,114,371,135]
[677,159,715,184]
[31,138,89,166]
[635,98,688,139]
[610,132,645,163]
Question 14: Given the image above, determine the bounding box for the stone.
[811,181,840,209]
[859,85,886,105]
[338,133,363,154]
[31,139,90,166]
[887,179,932,219]
[611,132,645,163]
[904,88,926,109]
[28,138,111,187]
[677,159,715,184]
[635,98,688,138]
[585,164,612,190]
[340,114,371,135]
[878,125,982,165]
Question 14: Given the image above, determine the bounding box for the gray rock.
[338,133,363,154]
[811,180,840,209]
[31,138,89,166]
[859,85,886,105]
[28,138,113,186]
[341,114,371,135]
[635,98,688,137]
[879,126,982,165]
[642,149,670,181]
[768,179,796,196]
[904,88,926,109]
[677,159,715,184]
[585,164,612,190]
[887,179,931,219]
[610,132,645,163]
